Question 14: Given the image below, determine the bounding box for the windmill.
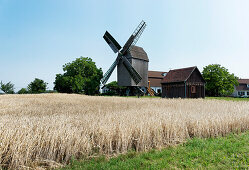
[101,21,149,94]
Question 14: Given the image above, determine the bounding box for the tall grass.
[0,94,248,169]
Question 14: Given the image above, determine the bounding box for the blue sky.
[0,0,249,91]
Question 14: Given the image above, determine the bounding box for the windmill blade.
[103,31,122,53]
[120,20,146,54]
[120,35,135,54]
[101,56,120,85]
[122,57,142,85]
[130,20,146,48]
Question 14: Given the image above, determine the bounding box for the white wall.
[233,90,249,97]
[151,86,162,93]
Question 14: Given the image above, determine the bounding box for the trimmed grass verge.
[206,97,249,101]
[62,131,249,169]
[102,96,249,101]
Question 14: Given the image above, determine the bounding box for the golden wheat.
[0,94,248,169]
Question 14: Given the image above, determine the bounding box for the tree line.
[0,57,103,95]
[1,78,48,94]
[0,56,239,97]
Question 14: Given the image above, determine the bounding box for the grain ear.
[0,94,248,169]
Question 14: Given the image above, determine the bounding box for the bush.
[28,78,48,94]
[18,88,29,94]
[0,81,15,94]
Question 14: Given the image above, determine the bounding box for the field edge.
[61,131,249,169]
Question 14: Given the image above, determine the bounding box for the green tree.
[28,78,47,94]
[18,88,29,94]
[105,81,126,96]
[202,64,238,96]
[0,81,15,94]
[54,57,103,95]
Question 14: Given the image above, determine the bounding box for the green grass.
[206,97,249,101]
[124,95,160,98]
[102,95,249,101]
[62,131,249,169]
[100,94,249,101]
[101,95,160,98]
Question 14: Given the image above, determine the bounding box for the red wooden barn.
[161,66,205,98]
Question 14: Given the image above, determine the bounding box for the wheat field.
[0,94,248,169]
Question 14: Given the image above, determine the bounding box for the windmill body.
[117,46,148,87]
[101,21,148,93]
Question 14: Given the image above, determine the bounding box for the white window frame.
[238,91,245,96]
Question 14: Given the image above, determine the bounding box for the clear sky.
[0,0,249,91]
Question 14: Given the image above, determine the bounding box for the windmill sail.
[119,21,147,55]
[120,21,146,55]
[101,56,120,85]
[122,57,142,84]
[103,31,122,53]
[101,20,146,86]
[129,21,146,51]
[120,35,135,54]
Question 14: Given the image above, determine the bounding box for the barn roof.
[238,79,249,84]
[161,66,198,83]
[148,71,167,78]
[148,71,167,87]
[128,46,149,62]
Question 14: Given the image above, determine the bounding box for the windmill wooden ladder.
[147,80,155,96]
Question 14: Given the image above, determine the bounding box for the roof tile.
[161,66,197,83]
[148,71,167,78]
[238,79,249,84]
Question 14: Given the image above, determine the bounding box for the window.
[191,86,196,93]
[247,91,249,96]
[161,73,167,77]
[247,84,249,88]
[238,91,245,96]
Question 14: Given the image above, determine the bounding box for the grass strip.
[206,97,249,101]
[62,131,249,169]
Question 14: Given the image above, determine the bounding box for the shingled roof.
[148,71,167,78]
[148,71,167,87]
[236,86,249,91]
[238,79,249,84]
[128,46,149,61]
[236,79,249,91]
[161,66,197,83]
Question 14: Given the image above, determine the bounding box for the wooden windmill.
[101,21,149,93]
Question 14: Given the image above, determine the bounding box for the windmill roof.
[161,66,197,83]
[129,46,149,61]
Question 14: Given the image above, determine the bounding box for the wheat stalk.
[0,94,248,169]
